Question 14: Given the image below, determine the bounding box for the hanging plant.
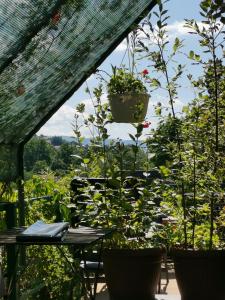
[107,67,149,123]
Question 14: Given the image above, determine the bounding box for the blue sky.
[38,0,203,140]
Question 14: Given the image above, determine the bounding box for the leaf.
[155,106,162,116]
[153,11,159,18]
[129,134,136,141]
[157,20,162,28]
[151,78,161,87]
[221,17,225,24]
[83,158,90,164]
[70,154,82,160]
[195,54,201,61]
[148,153,156,159]
[159,3,163,12]
[161,9,168,16]
[182,106,189,113]
[189,50,194,59]
[159,165,171,177]
[173,37,181,53]
[188,51,201,62]
[138,40,149,51]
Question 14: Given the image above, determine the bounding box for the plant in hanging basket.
[107,67,149,123]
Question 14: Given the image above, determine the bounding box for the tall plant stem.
[102,139,110,227]
[158,44,187,248]
[133,138,139,173]
[212,46,219,154]
[209,36,219,249]
[119,144,124,203]
[192,151,197,248]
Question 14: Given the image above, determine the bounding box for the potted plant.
[103,237,165,300]
[137,1,225,299]
[72,74,163,299]
[107,67,149,123]
[101,138,165,300]
[171,4,225,298]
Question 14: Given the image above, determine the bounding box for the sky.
[38,0,203,140]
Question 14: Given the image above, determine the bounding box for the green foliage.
[139,0,225,250]
[107,67,147,95]
[24,135,86,176]
[19,173,80,299]
[70,86,156,248]
[24,136,57,173]
[50,136,64,146]
[1,1,225,298]
[147,116,181,167]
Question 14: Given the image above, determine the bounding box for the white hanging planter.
[108,93,149,123]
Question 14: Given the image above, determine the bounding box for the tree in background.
[50,136,64,146]
[24,136,57,173]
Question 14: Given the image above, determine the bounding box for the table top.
[0,226,113,247]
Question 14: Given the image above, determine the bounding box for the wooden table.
[0,226,113,300]
[0,226,112,246]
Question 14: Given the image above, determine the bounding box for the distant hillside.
[61,136,138,145]
[41,135,136,145]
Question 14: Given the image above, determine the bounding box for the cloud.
[151,94,184,110]
[167,21,190,38]
[74,95,160,140]
[38,94,160,140]
[75,94,108,116]
[167,20,224,40]
[38,104,75,136]
[140,20,189,43]
[114,39,127,52]
[109,20,194,54]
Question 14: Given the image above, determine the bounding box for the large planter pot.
[108,93,149,123]
[171,249,225,300]
[103,248,164,300]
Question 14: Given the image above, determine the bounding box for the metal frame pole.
[17,144,25,227]
[5,203,17,300]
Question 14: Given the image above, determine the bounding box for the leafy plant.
[137,0,225,250]
[107,66,147,95]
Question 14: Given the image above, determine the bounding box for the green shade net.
[0,0,155,182]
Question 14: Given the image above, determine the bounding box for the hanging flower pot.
[108,93,149,123]
[107,67,149,123]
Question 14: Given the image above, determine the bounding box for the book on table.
[16,220,69,242]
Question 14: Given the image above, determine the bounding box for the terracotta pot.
[171,249,225,300]
[108,93,149,123]
[103,248,164,300]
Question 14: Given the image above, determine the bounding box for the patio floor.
[95,269,180,300]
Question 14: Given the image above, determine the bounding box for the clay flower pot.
[103,248,164,300]
[171,249,225,300]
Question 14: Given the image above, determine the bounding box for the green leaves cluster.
[141,0,225,250]
[107,67,147,95]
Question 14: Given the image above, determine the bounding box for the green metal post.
[5,203,16,230]
[5,203,17,300]
[17,145,25,227]
[17,144,26,283]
